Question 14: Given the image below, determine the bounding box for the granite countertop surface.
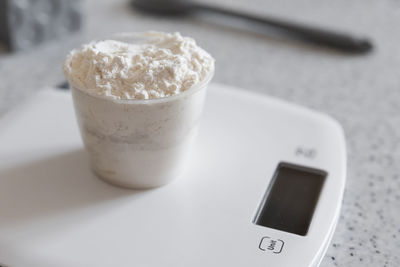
[0,0,399,266]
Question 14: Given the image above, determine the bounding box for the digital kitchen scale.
[0,84,346,267]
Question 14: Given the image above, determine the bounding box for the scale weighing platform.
[0,84,346,267]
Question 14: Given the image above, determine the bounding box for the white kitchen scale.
[0,84,346,267]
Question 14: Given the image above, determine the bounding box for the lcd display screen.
[254,162,327,236]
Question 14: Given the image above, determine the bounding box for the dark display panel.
[254,162,327,236]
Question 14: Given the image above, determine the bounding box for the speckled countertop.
[0,0,399,266]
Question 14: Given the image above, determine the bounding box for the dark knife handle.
[196,4,373,53]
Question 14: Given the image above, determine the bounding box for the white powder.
[66,32,214,188]
[63,32,214,100]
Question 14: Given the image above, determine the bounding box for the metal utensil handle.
[195,3,373,53]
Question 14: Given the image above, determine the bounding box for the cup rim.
[71,67,214,104]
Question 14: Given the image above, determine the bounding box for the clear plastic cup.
[71,58,214,189]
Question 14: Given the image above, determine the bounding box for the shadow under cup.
[71,73,212,189]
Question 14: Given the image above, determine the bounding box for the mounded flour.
[65,32,214,188]
[63,31,214,99]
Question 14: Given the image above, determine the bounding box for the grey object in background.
[0,0,82,52]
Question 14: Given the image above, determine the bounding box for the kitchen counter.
[0,0,399,266]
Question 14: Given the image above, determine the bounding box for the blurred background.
[0,0,399,266]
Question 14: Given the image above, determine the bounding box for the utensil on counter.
[131,0,373,53]
[57,81,70,90]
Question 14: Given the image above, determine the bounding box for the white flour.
[64,32,214,100]
[66,32,214,188]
